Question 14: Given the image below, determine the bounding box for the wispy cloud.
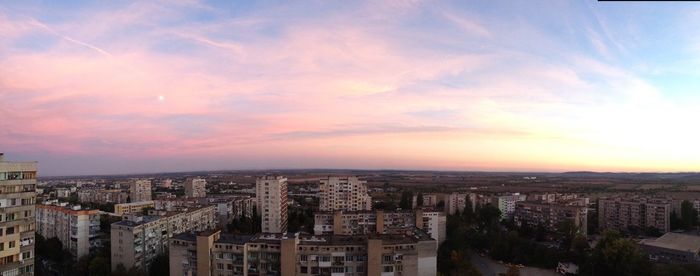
[1,0,699,175]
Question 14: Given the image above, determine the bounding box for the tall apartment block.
[514,200,588,236]
[35,203,100,258]
[111,205,216,272]
[319,176,371,212]
[169,229,437,276]
[185,178,207,198]
[255,176,288,233]
[129,179,152,203]
[444,193,476,215]
[492,193,527,220]
[0,153,37,275]
[598,197,671,234]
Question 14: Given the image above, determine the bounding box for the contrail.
[27,17,112,57]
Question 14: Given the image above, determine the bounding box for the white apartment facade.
[129,179,152,203]
[494,193,527,220]
[35,204,100,258]
[319,176,372,212]
[256,175,288,233]
[184,178,206,198]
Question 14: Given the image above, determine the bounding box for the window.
[300,266,308,273]
[383,266,394,272]
[6,227,14,235]
[8,241,14,248]
[300,255,308,261]
[217,263,224,270]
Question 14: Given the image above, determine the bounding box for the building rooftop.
[640,233,700,253]
[113,215,162,227]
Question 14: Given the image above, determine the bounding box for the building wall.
[36,204,100,258]
[0,156,37,275]
[256,176,288,233]
[599,198,670,234]
[514,201,588,236]
[319,176,372,212]
[111,205,216,272]
[185,178,206,198]
[169,231,437,276]
[114,201,155,216]
[130,180,152,203]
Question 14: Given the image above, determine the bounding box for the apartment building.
[599,197,671,234]
[492,193,527,220]
[319,176,372,212]
[35,203,100,258]
[313,209,446,244]
[514,201,588,236]
[110,205,216,271]
[77,189,129,204]
[424,194,441,207]
[256,176,288,234]
[185,178,207,198]
[444,193,475,215]
[0,153,37,276]
[129,179,152,203]
[199,196,256,228]
[169,229,437,276]
[114,201,155,216]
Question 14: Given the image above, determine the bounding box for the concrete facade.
[319,176,372,212]
[129,179,152,203]
[110,205,216,272]
[35,204,100,258]
[0,154,37,276]
[256,176,288,233]
[169,229,437,276]
[599,197,671,234]
[185,178,207,198]
[114,201,155,216]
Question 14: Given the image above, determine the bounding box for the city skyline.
[3,1,700,176]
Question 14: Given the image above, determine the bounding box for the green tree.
[583,230,651,276]
[416,192,424,207]
[149,254,169,276]
[88,256,110,276]
[680,200,698,230]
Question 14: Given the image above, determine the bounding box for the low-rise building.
[114,201,155,216]
[36,203,101,258]
[110,205,216,272]
[169,229,437,276]
[640,233,700,263]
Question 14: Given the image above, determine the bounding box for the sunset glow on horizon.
[2,1,700,176]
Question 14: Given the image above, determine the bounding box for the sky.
[2,0,700,176]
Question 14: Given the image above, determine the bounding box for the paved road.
[469,251,559,276]
[469,251,500,276]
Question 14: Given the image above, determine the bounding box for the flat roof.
[640,233,700,253]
